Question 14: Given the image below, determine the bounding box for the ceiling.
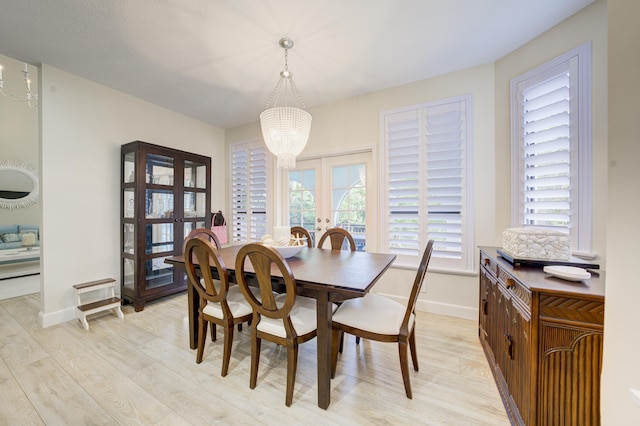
[0,0,594,129]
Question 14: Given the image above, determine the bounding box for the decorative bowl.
[271,244,304,258]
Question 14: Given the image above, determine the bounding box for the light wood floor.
[0,292,510,425]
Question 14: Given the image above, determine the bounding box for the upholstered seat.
[331,240,434,399]
[332,294,415,335]
[202,285,253,320]
[256,294,318,338]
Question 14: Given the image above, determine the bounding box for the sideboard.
[478,246,605,425]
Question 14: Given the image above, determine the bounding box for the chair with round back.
[184,238,252,376]
[184,227,239,338]
[235,243,319,406]
[290,226,313,248]
[182,227,221,253]
[317,227,356,251]
[330,240,434,399]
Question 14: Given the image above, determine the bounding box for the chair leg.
[250,335,261,390]
[221,324,234,377]
[237,323,243,332]
[398,339,413,399]
[331,329,341,378]
[285,343,298,407]
[211,323,217,342]
[338,330,344,353]
[355,336,361,345]
[196,319,207,364]
[409,328,419,371]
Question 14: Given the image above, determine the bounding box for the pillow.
[18,225,39,239]
[1,233,21,243]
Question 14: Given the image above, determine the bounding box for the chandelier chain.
[0,62,38,108]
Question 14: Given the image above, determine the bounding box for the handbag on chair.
[211,210,228,244]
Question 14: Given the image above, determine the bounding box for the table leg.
[187,280,198,350]
[316,292,332,409]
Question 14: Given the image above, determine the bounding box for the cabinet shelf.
[121,141,211,311]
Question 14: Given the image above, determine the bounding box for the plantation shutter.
[518,62,573,232]
[386,109,421,256]
[382,95,472,271]
[425,101,466,259]
[231,142,269,243]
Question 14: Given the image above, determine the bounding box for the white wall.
[0,53,40,225]
[226,63,496,320]
[602,0,640,423]
[39,65,226,326]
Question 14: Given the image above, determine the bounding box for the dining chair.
[235,243,320,406]
[291,226,313,248]
[330,240,434,399]
[317,227,356,251]
[184,228,246,337]
[182,227,221,253]
[184,238,253,376]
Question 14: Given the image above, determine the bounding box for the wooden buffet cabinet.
[478,247,605,425]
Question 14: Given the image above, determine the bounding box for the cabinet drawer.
[497,266,532,310]
[480,251,498,276]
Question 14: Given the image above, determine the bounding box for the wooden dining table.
[166,244,396,409]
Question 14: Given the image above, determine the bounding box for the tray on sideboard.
[497,248,600,269]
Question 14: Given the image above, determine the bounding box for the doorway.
[284,152,373,251]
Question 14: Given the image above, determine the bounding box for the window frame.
[379,94,474,273]
[510,42,593,256]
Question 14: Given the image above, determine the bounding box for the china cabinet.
[478,247,604,425]
[121,141,211,311]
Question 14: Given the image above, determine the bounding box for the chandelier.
[0,62,38,108]
[260,38,312,169]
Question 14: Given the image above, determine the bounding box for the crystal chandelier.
[0,62,38,108]
[260,38,312,169]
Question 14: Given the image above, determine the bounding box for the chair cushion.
[332,293,414,335]
[202,285,253,319]
[257,295,336,338]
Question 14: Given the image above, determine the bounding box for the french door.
[284,152,372,251]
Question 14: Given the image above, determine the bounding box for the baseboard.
[39,306,76,328]
[416,299,478,321]
[377,291,478,321]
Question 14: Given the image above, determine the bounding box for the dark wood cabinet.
[121,141,211,311]
[478,247,604,425]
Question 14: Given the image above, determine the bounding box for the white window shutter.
[511,42,592,255]
[386,109,421,257]
[382,95,473,272]
[425,102,466,260]
[230,141,270,243]
[520,72,571,230]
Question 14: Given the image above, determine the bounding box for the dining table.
[166,244,396,409]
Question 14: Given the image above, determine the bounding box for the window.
[230,140,272,243]
[511,42,592,255]
[380,94,473,272]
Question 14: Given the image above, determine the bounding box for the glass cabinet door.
[146,153,174,185]
[184,160,207,189]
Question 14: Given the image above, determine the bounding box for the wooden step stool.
[73,278,124,330]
